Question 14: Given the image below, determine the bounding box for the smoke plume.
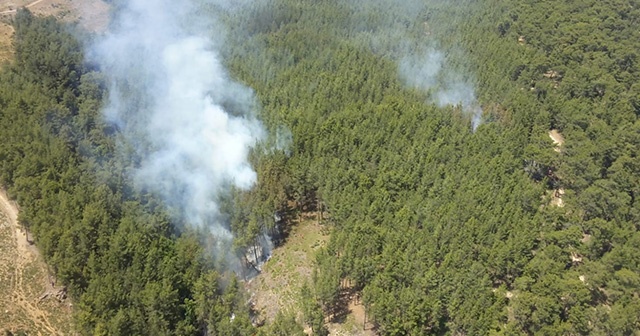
[344,0,483,129]
[399,50,483,129]
[93,0,265,242]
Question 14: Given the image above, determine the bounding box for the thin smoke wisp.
[344,0,483,129]
[400,50,483,130]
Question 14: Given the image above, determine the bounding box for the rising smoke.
[399,50,483,129]
[344,0,483,130]
[93,0,265,246]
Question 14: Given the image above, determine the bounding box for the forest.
[0,0,638,335]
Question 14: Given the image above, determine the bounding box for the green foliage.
[3,0,640,334]
[300,281,329,336]
[0,10,254,335]
[258,311,305,336]
[223,0,640,334]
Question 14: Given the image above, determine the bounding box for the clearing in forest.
[0,0,109,62]
[245,211,374,335]
[0,190,75,336]
[546,129,565,207]
[548,129,564,152]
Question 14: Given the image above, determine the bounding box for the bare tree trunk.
[241,256,248,280]
[253,240,259,266]
[364,307,367,330]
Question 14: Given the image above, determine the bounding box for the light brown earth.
[0,2,109,331]
[245,212,329,324]
[0,190,76,335]
[543,129,566,208]
[550,188,565,207]
[0,0,110,62]
[548,129,564,152]
[246,211,375,335]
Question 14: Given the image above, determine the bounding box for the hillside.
[0,2,109,334]
[0,190,75,335]
[0,0,637,335]
[0,0,108,62]
[226,0,640,334]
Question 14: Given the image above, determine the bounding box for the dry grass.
[0,26,12,62]
[245,213,329,323]
[0,0,110,63]
[0,191,76,335]
[245,212,374,335]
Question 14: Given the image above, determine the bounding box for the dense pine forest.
[0,0,638,335]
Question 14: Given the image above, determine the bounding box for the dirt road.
[0,189,66,335]
[0,0,48,15]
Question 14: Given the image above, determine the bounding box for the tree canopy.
[1,0,638,334]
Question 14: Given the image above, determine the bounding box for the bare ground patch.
[326,288,376,336]
[0,15,13,62]
[548,129,564,152]
[245,211,375,335]
[0,190,75,335]
[245,213,329,323]
[0,0,110,63]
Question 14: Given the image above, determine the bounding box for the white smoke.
[399,50,482,130]
[93,0,265,240]
[344,0,483,130]
[399,50,444,90]
[436,78,483,130]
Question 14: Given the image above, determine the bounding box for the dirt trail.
[0,189,63,335]
[0,0,48,14]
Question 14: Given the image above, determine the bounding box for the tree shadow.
[328,282,360,324]
[270,203,296,248]
[271,198,323,248]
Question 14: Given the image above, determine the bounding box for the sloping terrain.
[246,213,374,335]
[0,0,109,62]
[0,190,75,335]
[0,3,109,333]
